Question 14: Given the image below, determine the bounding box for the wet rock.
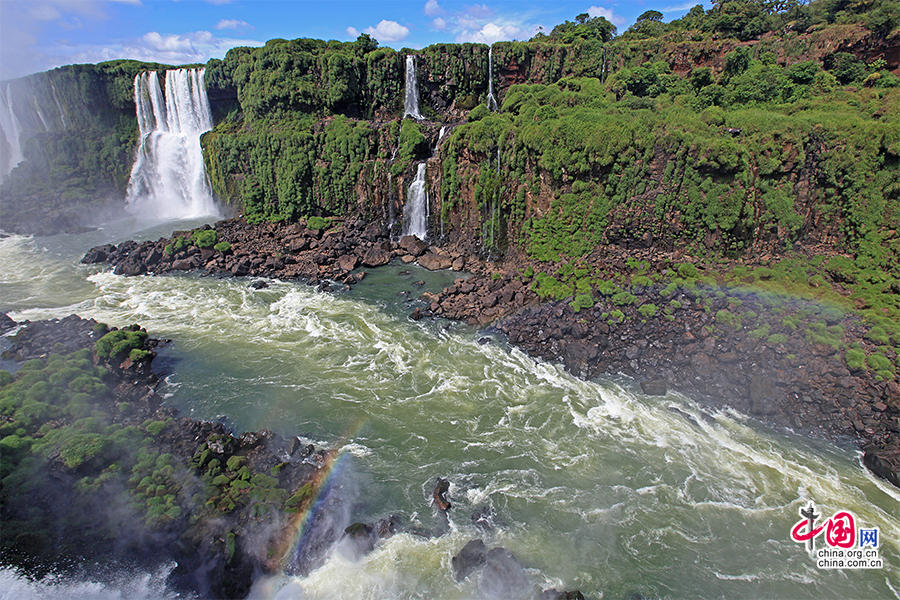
[231,259,250,276]
[336,254,359,272]
[481,547,534,599]
[541,590,586,600]
[862,447,900,488]
[409,307,423,321]
[361,247,391,268]
[249,280,269,290]
[115,258,146,276]
[81,244,116,264]
[0,312,16,334]
[399,235,428,257]
[640,381,668,396]
[341,522,377,559]
[418,252,452,271]
[452,539,486,582]
[433,477,451,511]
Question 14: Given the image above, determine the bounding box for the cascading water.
[433,125,446,154]
[403,162,428,240]
[125,68,218,220]
[0,85,25,182]
[403,55,423,120]
[486,45,498,112]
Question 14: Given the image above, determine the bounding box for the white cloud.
[464,4,494,19]
[29,5,62,21]
[362,20,410,42]
[346,26,360,38]
[455,22,535,44]
[432,17,447,30]
[662,2,699,12]
[458,15,480,30]
[216,19,251,30]
[424,0,443,17]
[588,6,627,27]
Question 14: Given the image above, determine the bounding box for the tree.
[637,10,664,22]
[548,14,617,43]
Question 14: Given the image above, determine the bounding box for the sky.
[0,0,710,81]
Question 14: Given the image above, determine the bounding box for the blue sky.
[1,0,709,81]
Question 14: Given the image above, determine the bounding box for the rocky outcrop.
[82,218,470,289]
[0,315,335,599]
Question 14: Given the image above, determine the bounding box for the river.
[1,219,898,600]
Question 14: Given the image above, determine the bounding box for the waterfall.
[433,125,446,153]
[125,68,218,220]
[486,45,498,112]
[403,55,423,120]
[51,82,67,129]
[403,162,428,240]
[0,85,25,182]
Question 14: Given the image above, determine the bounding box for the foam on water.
[2,242,899,599]
[0,564,188,600]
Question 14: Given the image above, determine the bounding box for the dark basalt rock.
[432,477,451,511]
[640,380,668,396]
[481,547,535,599]
[451,539,486,582]
[542,590,586,600]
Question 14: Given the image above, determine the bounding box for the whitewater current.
[0,227,898,600]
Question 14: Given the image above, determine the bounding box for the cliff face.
[1,22,898,257]
[0,60,173,234]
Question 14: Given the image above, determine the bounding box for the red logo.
[791,504,856,550]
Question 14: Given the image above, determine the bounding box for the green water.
[1,227,898,600]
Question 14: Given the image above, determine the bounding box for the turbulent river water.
[1,219,898,600]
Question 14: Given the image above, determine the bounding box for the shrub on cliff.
[95,328,148,360]
[191,229,218,249]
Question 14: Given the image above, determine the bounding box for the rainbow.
[272,417,368,575]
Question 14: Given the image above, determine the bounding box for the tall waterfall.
[125,68,218,220]
[0,85,25,182]
[486,45,498,112]
[403,162,428,240]
[403,55,423,120]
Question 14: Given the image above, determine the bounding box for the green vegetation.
[94,326,148,360]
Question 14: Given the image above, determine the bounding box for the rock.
[481,547,534,599]
[114,258,146,276]
[231,259,250,276]
[341,522,376,559]
[361,247,391,268]
[542,590,586,600]
[432,477,451,511]
[863,448,900,488]
[640,381,668,396]
[451,257,465,271]
[399,235,428,256]
[409,308,423,321]
[249,280,269,290]
[0,312,17,334]
[81,244,115,264]
[171,258,195,271]
[418,252,453,271]
[337,254,359,272]
[287,237,310,252]
[451,539,486,582]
